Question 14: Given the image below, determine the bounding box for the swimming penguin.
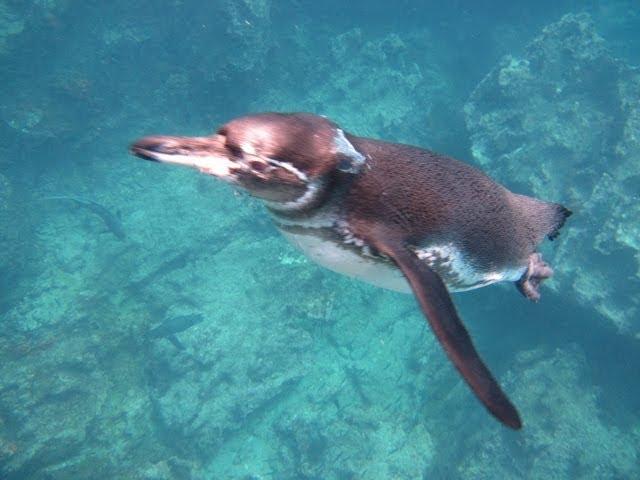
[131,112,571,429]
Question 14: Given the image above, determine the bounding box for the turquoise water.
[1,1,639,479]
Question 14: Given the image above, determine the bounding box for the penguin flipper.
[369,231,522,430]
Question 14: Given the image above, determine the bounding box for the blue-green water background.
[1,1,639,479]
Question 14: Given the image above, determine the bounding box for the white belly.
[279,229,526,294]
[280,230,411,293]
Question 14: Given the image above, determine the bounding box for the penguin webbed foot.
[516,253,553,302]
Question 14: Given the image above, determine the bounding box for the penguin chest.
[278,228,411,293]
[278,227,525,293]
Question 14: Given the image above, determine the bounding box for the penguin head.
[131,112,366,211]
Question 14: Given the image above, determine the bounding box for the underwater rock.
[454,346,638,479]
[0,3,23,54]
[253,27,455,149]
[136,456,201,480]
[220,0,271,74]
[0,204,178,479]
[145,261,314,459]
[273,405,434,480]
[0,173,12,269]
[0,329,161,480]
[465,13,640,334]
[136,232,438,479]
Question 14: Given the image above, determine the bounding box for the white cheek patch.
[150,152,237,179]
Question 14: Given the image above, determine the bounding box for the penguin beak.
[130,134,238,179]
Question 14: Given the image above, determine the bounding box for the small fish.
[147,313,204,350]
[43,195,126,240]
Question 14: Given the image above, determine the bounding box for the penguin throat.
[264,177,326,213]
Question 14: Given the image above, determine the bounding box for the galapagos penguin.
[131,112,571,429]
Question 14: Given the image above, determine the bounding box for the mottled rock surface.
[465,13,640,335]
[252,26,456,150]
[0,2,23,54]
[456,346,639,479]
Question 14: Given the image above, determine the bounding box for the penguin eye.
[250,160,266,172]
[337,157,353,172]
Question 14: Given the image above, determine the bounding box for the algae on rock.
[456,346,638,479]
[465,13,640,334]
[253,26,454,149]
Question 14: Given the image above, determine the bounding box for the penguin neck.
[267,172,356,229]
[264,176,331,214]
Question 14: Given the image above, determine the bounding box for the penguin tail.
[511,194,572,243]
[546,203,572,240]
